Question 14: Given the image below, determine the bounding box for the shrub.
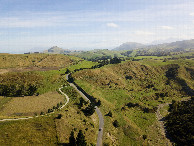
[76,130,87,146]
[69,130,76,146]
[143,135,147,140]
[56,114,62,119]
[113,120,119,128]
[165,99,193,145]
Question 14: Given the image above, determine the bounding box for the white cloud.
[160,26,174,30]
[135,31,154,36]
[106,23,118,28]
[190,12,194,16]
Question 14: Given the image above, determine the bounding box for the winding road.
[66,74,104,146]
[0,86,69,122]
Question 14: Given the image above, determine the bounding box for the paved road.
[66,74,104,146]
[0,86,69,122]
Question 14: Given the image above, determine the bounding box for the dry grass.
[0,91,64,117]
[0,54,74,69]
[0,115,58,145]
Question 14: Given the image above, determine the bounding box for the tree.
[83,103,95,116]
[107,111,112,117]
[79,97,85,108]
[69,130,76,146]
[76,130,87,146]
[96,100,101,107]
[110,57,121,64]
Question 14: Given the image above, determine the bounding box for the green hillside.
[72,59,193,145]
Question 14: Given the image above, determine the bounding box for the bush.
[57,103,60,108]
[56,114,62,119]
[76,130,87,146]
[96,100,101,107]
[113,120,119,128]
[83,103,95,116]
[165,99,193,145]
[69,130,76,146]
[143,135,147,140]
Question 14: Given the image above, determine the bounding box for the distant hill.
[150,39,194,50]
[113,42,145,51]
[43,46,71,54]
[114,39,194,51]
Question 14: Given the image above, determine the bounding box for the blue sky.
[0,0,194,53]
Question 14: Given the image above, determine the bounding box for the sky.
[0,0,194,53]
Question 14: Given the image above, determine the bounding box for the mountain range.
[113,39,194,51]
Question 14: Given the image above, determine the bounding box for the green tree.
[69,130,76,146]
[96,100,101,107]
[107,111,112,117]
[79,97,85,108]
[83,103,95,116]
[76,130,87,146]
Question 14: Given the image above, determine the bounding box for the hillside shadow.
[165,65,194,96]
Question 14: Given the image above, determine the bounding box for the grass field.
[67,60,99,71]
[0,97,12,111]
[0,91,64,117]
[0,54,75,69]
[0,115,58,145]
